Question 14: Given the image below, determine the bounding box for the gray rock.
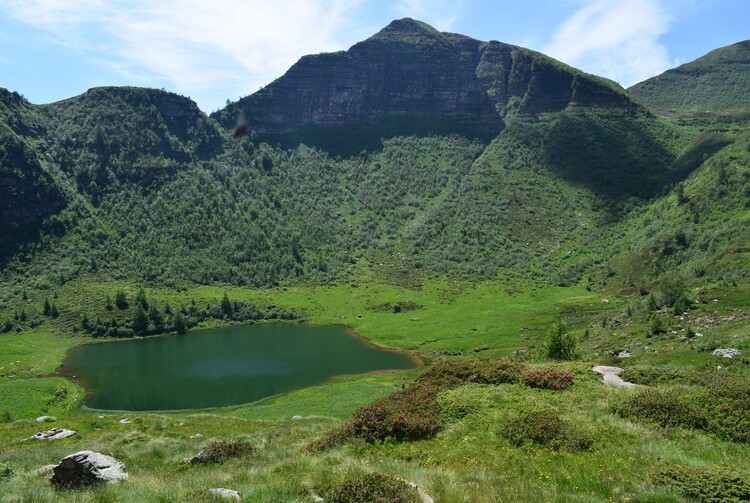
[209,488,241,500]
[31,464,56,476]
[592,366,637,388]
[291,415,303,420]
[713,348,741,358]
[119,418,131,424]
[183,449,208,465]
[35,416,55,423]
[51,451,128,488]
[30,428,77,441]
[612,350,632,358]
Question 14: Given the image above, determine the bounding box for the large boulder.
[50,451,128,488]
[30,428,76,441]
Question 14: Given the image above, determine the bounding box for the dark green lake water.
[58,324,417,411]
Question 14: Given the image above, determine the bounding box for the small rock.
[410,317,419,321]
[119,419,131,424]
[183,450,208,465]
[734,335,741,339]
[712,299,719,304]
[51,451,128,488]
[194,433,203,438]
[31,464,56,476]
[310,491,325,502]
[713,348,741,358]
[696,333,704,337]
[291,415,303,420]
[98,415,105,419]
[208,488,241,501]
[35,416,55,423]
[30,428,77,441]
[612,350,632,358]
[601,299,610,304]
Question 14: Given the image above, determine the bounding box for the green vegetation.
[630,40,750,121]
[1,20,750,503]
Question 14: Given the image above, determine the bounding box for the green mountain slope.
[629,40,750,122]
[0,90,67,261]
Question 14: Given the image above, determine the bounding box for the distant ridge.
[629,40,750,120]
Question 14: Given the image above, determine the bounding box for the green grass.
[0,378,83,422]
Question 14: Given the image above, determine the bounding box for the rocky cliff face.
[213,18,641,153]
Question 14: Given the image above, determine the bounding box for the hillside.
[1,18,750,503]
[629,40,750,123]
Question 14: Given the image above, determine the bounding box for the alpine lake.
[57,324,419,411]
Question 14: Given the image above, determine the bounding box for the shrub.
[351,382,442,442]
[711,401,750,444]
[653,464,750,503]
[619,366,686,386]
[611,388,708,430]
[521,369,574,390]
[0,463,11,479]
[304,422,356,452]
[194,440,256,464]
[323,473,421,503]
[690,370,750,401]
[503,409,566,447]
[438,384,494,420]
[415,358,525,389]
[542,319,576,360]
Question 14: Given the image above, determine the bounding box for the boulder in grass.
[51,451,128,488]
[30,428,77,441]
[209,488,241,500]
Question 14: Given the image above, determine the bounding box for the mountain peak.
[212,19,642,154]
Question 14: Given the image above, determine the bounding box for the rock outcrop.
[50,451,128,488]
[213,18,638,154]
[30,428,77,441]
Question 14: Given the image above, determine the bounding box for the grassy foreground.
[1,276,749,501]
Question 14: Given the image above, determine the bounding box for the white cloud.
[0,0,364,111]
[542,0,674,87]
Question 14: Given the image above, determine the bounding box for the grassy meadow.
[0,274,749,501]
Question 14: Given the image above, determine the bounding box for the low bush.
[502,409,592,451]
[711,401,750,444]
[415,358,525,389]
[619,366,686,386]
[653,464,750,502]
[352,382,442,442]
[0,463,12,479]
[690,370,750,401]
[520,369,574,390]
[611,388,708,430]
[195,439,256,464]
[438,384,494,420]
[303,422,356,452]
[323,473,421,503]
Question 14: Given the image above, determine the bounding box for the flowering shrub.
[521,369,574,390]
[324,473,421,503]
[711,401,750,444]
[352,382,442,441]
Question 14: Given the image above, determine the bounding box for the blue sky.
[0,0,748,112]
